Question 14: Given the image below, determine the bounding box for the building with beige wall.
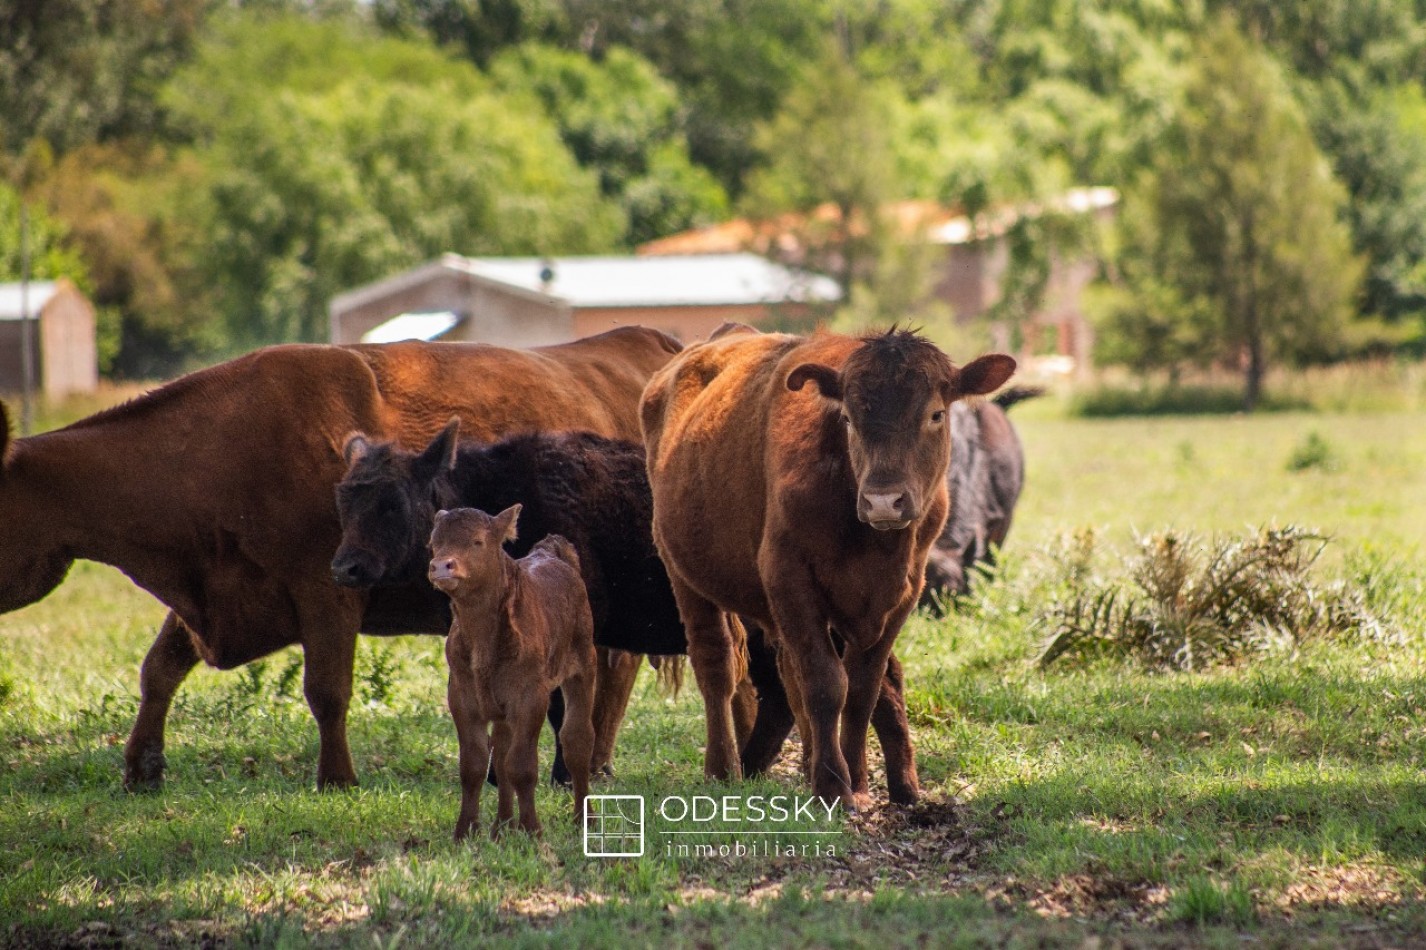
[329,253,841,347]
[0,278,99,399]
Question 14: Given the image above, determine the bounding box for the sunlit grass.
[3,389,1426,944]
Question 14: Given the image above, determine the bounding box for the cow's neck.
[449,555,525,669]
[8,428,210,622]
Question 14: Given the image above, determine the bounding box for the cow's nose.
[860,491,914,529]
[330,555,365,587]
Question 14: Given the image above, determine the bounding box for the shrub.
[1037,526,1392,670]
[1286,430,1338,472]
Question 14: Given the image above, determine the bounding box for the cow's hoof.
[123,748,166,792]
[888,782,920,807]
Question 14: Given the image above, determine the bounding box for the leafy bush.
[1037,526,1392,670]
[1069,383,1310,417]
[1286,430,1339,472]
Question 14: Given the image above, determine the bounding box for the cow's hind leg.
[590,647,641,777]
[669,576,743,782]
[124,612,200,791]
[740,623,796,776]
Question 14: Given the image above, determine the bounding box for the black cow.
[332,422,766,782]
[921,386,1040,611]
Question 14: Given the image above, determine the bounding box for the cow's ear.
[343,433,373,468]
[413,418,460,483]
[950,354,1017,400]
[787,363,843,401]
[496,503,521,544]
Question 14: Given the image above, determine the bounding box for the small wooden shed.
[0,278,99,400]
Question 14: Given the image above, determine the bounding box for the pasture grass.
[3,399,1426,945]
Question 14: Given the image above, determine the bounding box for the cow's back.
[641,331,800,620]
[352,326,680,446]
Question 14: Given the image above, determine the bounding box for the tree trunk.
[1244,337,1264,413]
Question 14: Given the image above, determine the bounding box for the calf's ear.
[787,363,843,401]
[950,354,1017,399]
[495,503,522,544]
[343,433,373,468]
[413,417,460,484]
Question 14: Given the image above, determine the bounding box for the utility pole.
[19,196,34,435]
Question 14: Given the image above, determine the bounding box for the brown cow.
[429,506,596,839]
[0,326,677,790]
[642,326,1014,808]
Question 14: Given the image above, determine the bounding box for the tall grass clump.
[1037,526,1393,670]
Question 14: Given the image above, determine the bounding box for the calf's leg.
[559,665,597,823]
[448,679,490,841]
[124,612,201,791]
[502,707,545,836]
[492,721,515,834]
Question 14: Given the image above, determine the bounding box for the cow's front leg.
[124,612,201,791]
[301,626,358,790]
[870,652,919,805]
[768,591,851,808]
[840,635,898,811]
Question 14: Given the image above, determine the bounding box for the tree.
[741,44,901,299]
[1098,15,1361,410]
[487,44,727,246]
[0,0,207,155]
[164,14,621,349]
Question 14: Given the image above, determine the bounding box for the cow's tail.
[993,386,1045,410]
[645,654,685,697]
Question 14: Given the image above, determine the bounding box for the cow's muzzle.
[858,490,915,530]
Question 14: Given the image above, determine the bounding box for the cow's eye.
[930,410,946,424]
[840,413,851,427]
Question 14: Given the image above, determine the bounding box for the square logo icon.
[584,794,644,857]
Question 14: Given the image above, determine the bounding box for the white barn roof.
[331,252,841,316]
[0,281,58,321]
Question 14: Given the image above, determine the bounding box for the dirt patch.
[1277,863,1425,915]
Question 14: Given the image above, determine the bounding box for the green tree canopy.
[1097,15,1362,410]
[488,43,728,246]
[164,13,620,349]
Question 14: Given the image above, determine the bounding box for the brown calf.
[429,505,596,839]
[642,327,1014,808]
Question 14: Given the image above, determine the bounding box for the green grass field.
[3,394,1426,947]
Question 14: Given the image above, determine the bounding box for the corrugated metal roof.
[361,310,462,344]
[451,252,841,308]
[0,281,58,320]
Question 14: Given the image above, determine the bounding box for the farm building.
[0,278,99,399]
[639,187,1119,373]
[328,252,841,347]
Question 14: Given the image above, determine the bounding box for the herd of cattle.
[0,323,1034,837]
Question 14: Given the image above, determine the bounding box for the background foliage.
[5,0,1426,388]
